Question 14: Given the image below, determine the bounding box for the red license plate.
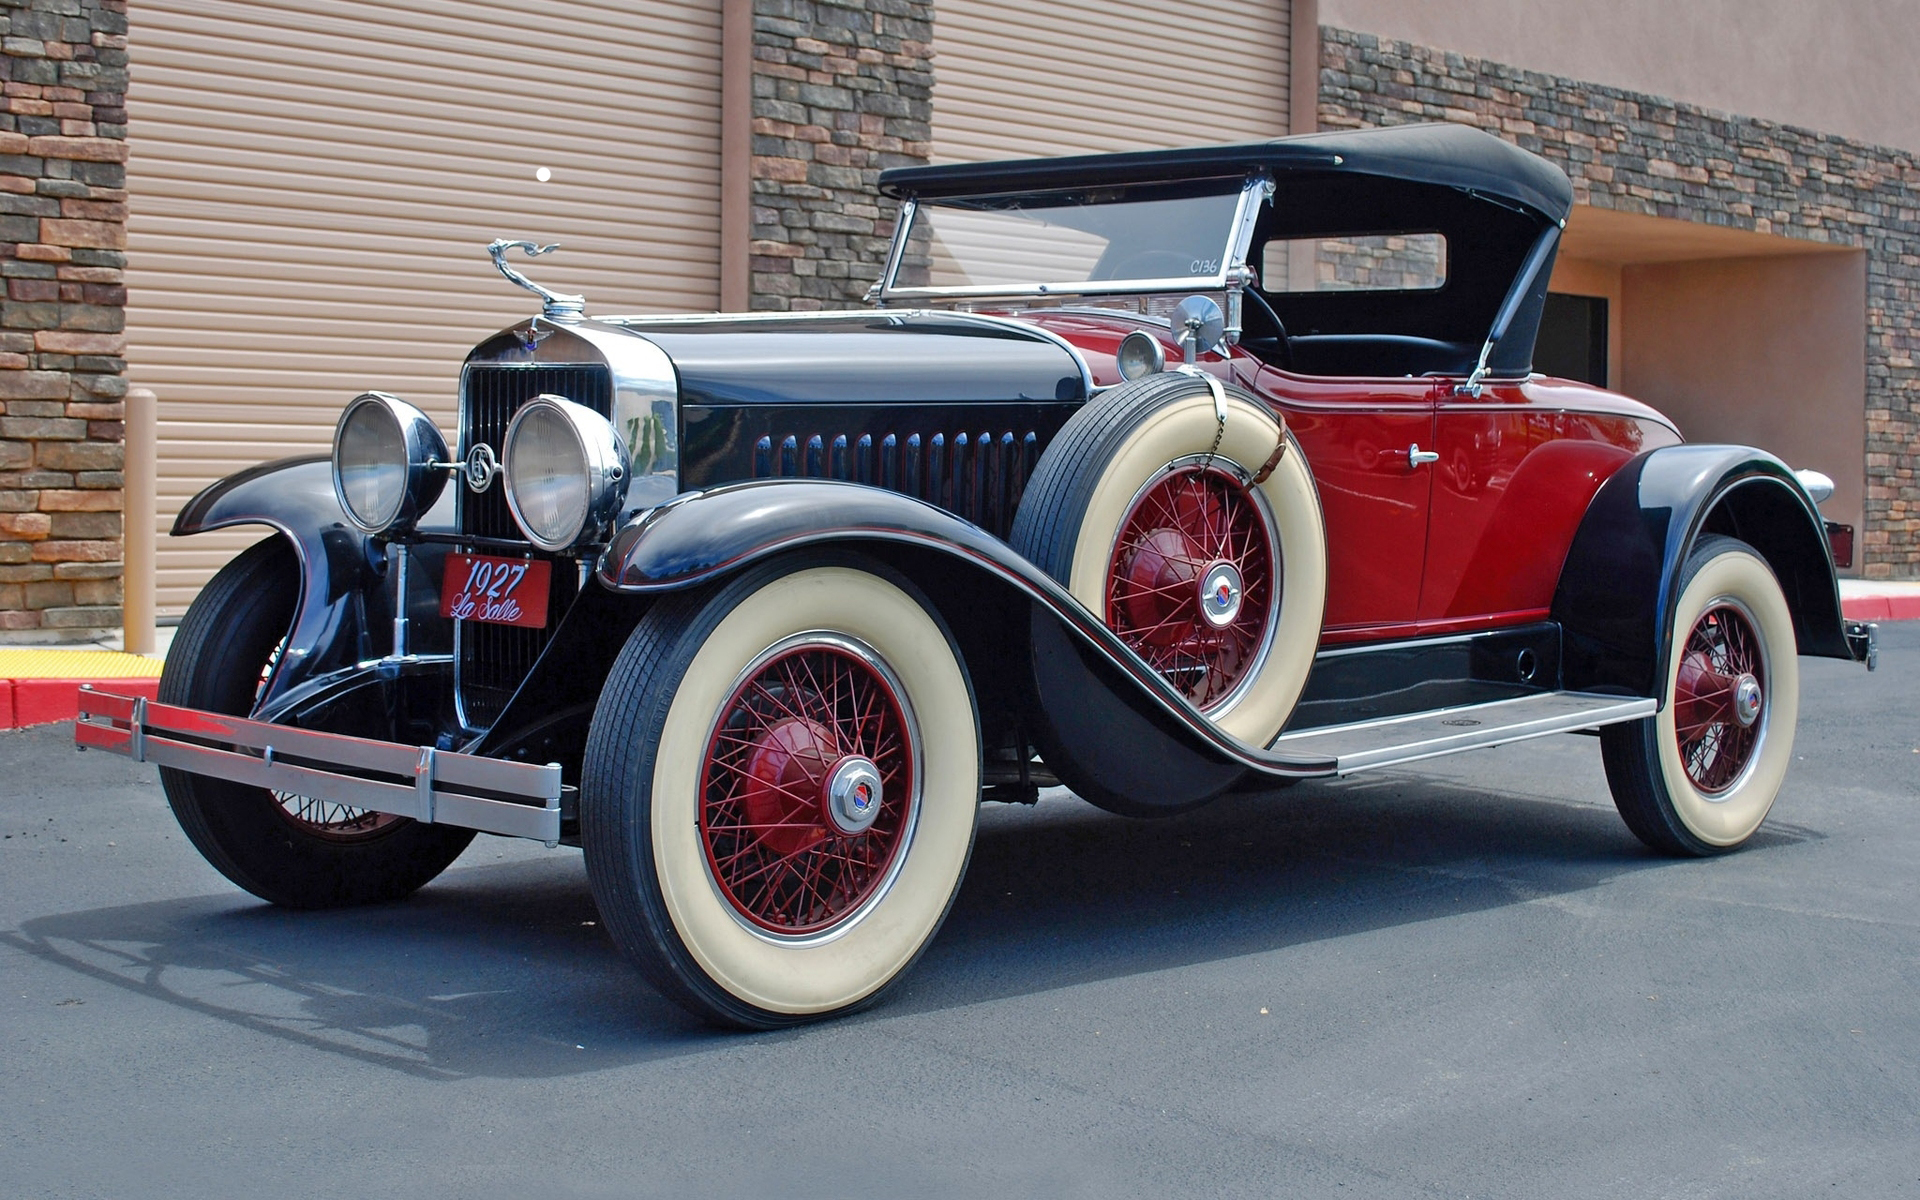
[439,553,552,628]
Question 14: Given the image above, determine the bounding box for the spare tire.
[1010,371,1326,748]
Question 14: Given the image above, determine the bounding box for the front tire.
[1601,535,1800,855]
[581,552,980,1028]
[158,537,475,908]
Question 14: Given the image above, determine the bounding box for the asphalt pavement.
[3,626,1916,1199]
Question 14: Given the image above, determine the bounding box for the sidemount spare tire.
[1010,371,1327,750]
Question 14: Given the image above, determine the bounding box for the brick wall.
[0,0,127,636]
[1319,26,1920,579]
[748,0,932,310]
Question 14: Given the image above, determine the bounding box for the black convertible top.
[879,122,1573,224]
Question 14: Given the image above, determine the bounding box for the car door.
[1247,363,1437,639]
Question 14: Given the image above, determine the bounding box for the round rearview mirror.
[1169,294,1225,364]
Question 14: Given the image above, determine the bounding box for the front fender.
[597,478,1336,782]
[1551,443,1851,698]
[173,455,384,706]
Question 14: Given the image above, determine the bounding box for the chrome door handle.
[1406,444,1440,467]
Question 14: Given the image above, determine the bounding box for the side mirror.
[1170,294,1226,365]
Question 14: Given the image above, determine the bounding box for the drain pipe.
[123,386,156,656]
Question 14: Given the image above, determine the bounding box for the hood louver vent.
[752,428,1041,539]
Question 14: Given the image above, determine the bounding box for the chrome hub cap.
[1732,673,1763,727]
[823,755,884,835]
[1198,561,1244,629]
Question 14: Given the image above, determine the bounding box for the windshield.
[884,179,1249,299]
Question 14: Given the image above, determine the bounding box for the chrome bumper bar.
[75,687,563,843]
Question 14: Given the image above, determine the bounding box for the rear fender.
[1551,444,1851,699]
[596,479,1337,792]
[173,455,394,707]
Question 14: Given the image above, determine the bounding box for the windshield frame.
[876,172,1271,305]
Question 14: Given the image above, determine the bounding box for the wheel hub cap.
[1732,673,1763,727]
[823,755,884,835]
[1198,561,1243,629]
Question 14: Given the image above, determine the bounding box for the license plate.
[439,553,552,629]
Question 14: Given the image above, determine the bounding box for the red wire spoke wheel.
[1670,604,1766,794]
[1106,462,1277,712]
[270,792,403,841]
[700,641,915,935]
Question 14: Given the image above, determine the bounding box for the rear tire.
[1601,535,1799,855]
[158,537,475,907]
[581,551,980,1028]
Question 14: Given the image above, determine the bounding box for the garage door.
[126,0,723,615]
[930,0,1291,164]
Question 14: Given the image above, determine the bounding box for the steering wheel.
[1240,285,1294,370]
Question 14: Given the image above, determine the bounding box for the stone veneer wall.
[0,0,127,635]
[1319,26,1920,579]
[748,0,932,310]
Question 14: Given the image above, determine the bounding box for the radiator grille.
[751,428,1040,539]
[456,363,613,730]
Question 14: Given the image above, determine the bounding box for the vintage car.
[77,123,1876,1028]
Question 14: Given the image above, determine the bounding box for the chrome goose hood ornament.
[487,238,585,318]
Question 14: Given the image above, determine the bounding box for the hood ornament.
[487,239,585,318]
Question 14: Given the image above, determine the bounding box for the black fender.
[596,478,1337,793]
[174,455,437,710]
[1551,444,1852,699]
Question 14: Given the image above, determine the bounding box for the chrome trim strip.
[76,687,563,842]
[1270,690,1657,774]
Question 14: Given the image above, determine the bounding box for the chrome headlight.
[501,394,627,552]
[1116,330,1166,381]
[331,392,449,534]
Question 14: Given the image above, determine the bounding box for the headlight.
[331,392,449,534]
[1116,330,1166,381]
[502,394,627,552]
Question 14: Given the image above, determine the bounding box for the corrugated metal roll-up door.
[930,0,1291,164]
[127,0,723,615]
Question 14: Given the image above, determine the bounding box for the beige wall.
[1620,253,1868,562]
[1319,0,1920,153]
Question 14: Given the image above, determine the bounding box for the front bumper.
[75,687,564,842]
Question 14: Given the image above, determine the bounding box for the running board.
[1270,691,1657,775]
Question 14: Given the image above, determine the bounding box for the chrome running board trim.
[1269,690,1656,775]
[75,687,562,842]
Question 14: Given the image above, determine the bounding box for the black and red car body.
[78,123,1874,1027]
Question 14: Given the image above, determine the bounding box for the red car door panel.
[1251,365,1435,638]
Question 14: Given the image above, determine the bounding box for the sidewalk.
[5,581,1914,731]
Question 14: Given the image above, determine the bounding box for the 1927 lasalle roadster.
[77,123,1876,1028]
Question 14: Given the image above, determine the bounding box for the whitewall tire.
[1601,535,1799,855]
[581,552,980,1027]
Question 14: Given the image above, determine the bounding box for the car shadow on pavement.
[2,770,1816,1081]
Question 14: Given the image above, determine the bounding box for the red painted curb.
[1842,595,1920,622]
[1,678,160,730]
